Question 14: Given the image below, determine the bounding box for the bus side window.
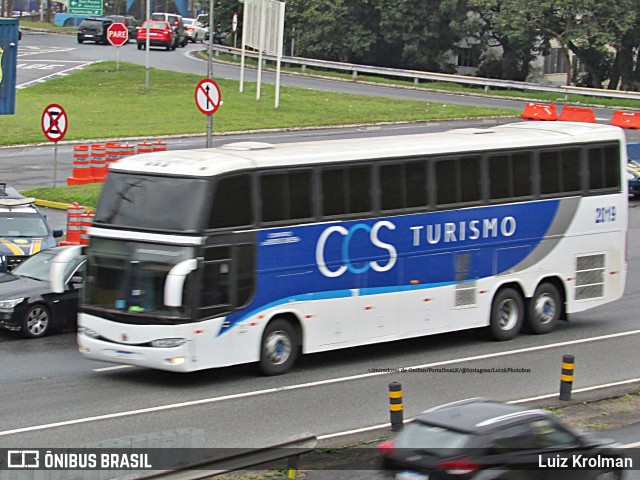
[208,174,253,229]
[322,165,372,217]
[588,145,620,191]
[260,170,313,223]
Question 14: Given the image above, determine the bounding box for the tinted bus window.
[209,174,252,229]
[322,166,372,216]
[260,170,313,223]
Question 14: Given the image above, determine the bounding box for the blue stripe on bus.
[217,199,563,336]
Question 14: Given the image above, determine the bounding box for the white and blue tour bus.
[77,122,628,375]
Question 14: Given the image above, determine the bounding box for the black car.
[106,15,139,41]
[378,398,627,479]
[0,246,84,338]
[77,17,113,44]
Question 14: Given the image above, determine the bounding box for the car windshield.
[142,21,168,30]
[0,213,49,237]
[11,250,57,281]
[394,422,473,456]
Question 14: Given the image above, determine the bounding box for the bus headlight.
[78,326,101,339]
[151,338,186,348]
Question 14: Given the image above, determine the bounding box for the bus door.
[197,237,256,363]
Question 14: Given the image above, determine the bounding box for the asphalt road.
[1,30,639,474]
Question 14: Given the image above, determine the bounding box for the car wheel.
[22,304,51,339]
[77,38,84,43]
[526,282,561,334]
[489,288,523,341]
[137,43,143,50]
[166,43,171,51]
[259,318,299,376]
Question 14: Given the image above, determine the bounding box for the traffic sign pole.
[194,78,222,148]
[41,103,68,187]
[107,23,129,71]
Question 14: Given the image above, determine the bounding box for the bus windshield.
[94,173,210,232]
[82,237,196,321]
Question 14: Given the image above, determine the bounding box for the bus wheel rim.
[497,299,517,330]
[265,330,291,365]
[534,293,556,325]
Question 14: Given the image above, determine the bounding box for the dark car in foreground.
[77,16,113,44]
[378,398,627,480]
[0,246,84,338]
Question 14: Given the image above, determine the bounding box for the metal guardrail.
[211,44,640,102]
[136,433,317,480]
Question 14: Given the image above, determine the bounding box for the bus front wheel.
[489,288,523,341]
[259,318,299,376]
[526,283,561,334]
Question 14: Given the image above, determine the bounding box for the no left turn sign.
[41,103,68,142]
[195,78,222,115]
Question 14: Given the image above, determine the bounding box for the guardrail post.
[389,382,403,431]
[559,354,575,401]
[352,69,358,80]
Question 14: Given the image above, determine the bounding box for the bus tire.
[259,318,299,376]
[527,283,561,334]
[489,288,523,341]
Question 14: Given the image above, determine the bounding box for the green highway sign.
[68,0,103,15]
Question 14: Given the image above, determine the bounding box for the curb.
[35,199,72,210]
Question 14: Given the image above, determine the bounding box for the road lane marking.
[1,329,639,437]
[92,365,134,372]
[16,62,95,89]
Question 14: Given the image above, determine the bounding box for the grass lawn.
[2,61,517,146]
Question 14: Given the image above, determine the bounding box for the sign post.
[107,23,129,71]
[41,104,68,187]
[194,78,222,148]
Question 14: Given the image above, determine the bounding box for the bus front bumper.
[78,335,194,373]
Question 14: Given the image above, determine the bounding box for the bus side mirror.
[50,245,84,293]
[164,259,197,307]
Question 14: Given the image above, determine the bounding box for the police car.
[0,183,63,272]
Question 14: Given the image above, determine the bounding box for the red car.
[136,21,177,50]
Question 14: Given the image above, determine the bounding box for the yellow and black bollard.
[389,382,404,431]
[559,354,575,401]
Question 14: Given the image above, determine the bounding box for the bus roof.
[111,122,626,177]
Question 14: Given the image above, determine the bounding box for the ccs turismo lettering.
[410,216,517,247]
[315,215,517,278]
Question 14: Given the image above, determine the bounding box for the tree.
[517,0,634,87]
[467,0,543,81]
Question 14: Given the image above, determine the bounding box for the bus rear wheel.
[259,318,299,376]
[489,288,523,341]
[527,283,561,334]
